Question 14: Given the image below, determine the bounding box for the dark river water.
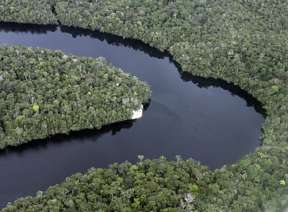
[0,23,264,207]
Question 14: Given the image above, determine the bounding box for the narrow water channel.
[0,23,264,207]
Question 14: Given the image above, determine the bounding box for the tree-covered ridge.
[1,0,288,211]
[3,148,288,211]
[3,157,208,211]
[0,46,150,149]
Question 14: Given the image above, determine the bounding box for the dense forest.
[0,46,150,148]
[1,0,288,211]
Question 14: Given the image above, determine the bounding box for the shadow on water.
[0,22,57,33]
[0,120,135,156]
[0,22,265,207]
[0,102,152,156]
[181,73,265,115]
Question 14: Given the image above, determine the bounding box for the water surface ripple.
[0,23,264,207]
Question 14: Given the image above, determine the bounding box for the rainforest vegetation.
[0,46,150,149]
[1,0,288,211]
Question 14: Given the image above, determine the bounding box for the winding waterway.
[0,23,264,207]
